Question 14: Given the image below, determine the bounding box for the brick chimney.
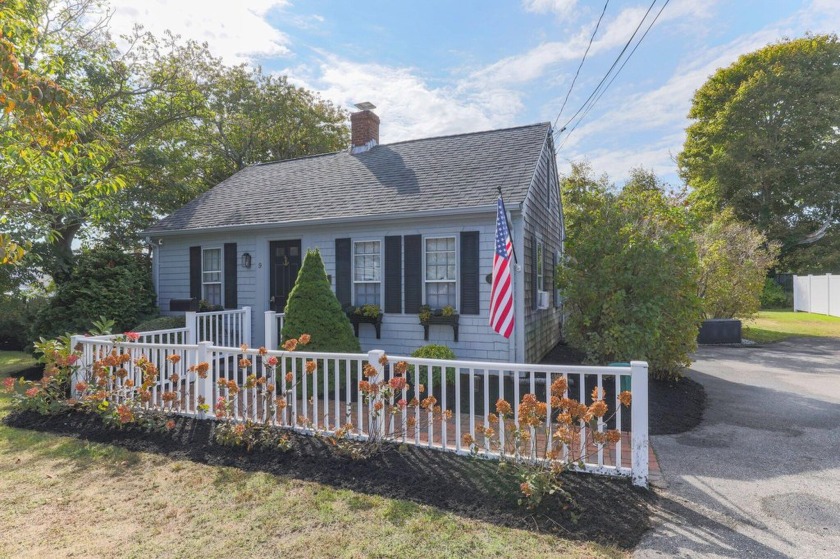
[350,102,379,151]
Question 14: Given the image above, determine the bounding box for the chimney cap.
[353,101,376,111]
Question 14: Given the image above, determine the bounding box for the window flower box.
[420,313,460,342]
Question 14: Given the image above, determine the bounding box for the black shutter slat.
[460,231,479,315]
[224,243,237,309]
[189,246,201,301]
[384,236,402,314]
[335,238,352,307]
[531,237,538,310]
[404,235,422,313]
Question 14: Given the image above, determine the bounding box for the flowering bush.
[214,420,292,452]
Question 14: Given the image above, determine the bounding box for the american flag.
[490,195,514,338]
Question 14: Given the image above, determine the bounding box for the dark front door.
[269,240,302,312]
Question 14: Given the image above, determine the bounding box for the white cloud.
[291,53,521,143]
[521,0,577,16]
[108,0,292,64]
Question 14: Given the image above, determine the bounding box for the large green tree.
[679,35,840,269]
[558,164,702,380]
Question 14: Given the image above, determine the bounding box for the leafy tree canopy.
[679,34,840,269]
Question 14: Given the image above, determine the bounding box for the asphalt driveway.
[635,337,840,558]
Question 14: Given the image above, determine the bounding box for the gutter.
[143,203,517,238]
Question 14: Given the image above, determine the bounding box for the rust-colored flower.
[393,361,408,375]
[520,482,532,497]
[265,355,278,367]
[283,338,298,351]
[3,377,15,393]
[363,364,378,379]
[162,391,178,403]
[166,354,181,364]
[217,377,227,387]
[226,380,239,395]
[245,374,257,389]
[140,390,152,403]
[550,375,568,398]
[116,367,128,379]
[420,396,437,410]
[74,381,88,393]
[297,334,311,345]
[389,376,407,391]
[125,379,134,388]
[275,397,287,410]
[373,401,384,412]
[483,425,495,438]
[496,399,512,416]
[618,390,632,408]
[116,404,134,424]
[305,360,316,374]
[462,433,475,447]
[240,343,249,352]
[487,413,499,425]
[417,384,425,393]
[24,387,39,398]
[170,373,180,384]
[239,357,252,369]
[378,354,389,366]
[554,425,573,445]
[591,386,605,401]
[124,332,140,342]
[358,380,371,394]
[397,398,408,410]
[407,416,417,429]
[590,400,608,418]
[195,362,210,379]
[285,372,294,383]
[606,430,621,444]
[518,393,546,427]
[166,420,176,430]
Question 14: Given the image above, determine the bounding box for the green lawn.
[0,352,625,559]
[742,310,840,343]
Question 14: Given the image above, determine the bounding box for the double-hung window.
[425,236,456,308]
[354,240,381,306]
[202,248,222,306]
[536,239,545,291]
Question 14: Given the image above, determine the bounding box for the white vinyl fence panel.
[69,337,650,488]
[793,274,840,318]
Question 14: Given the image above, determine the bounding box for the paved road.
[635,337,840,558]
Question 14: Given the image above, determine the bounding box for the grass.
[0,351,36,375]
[742,310,840,343]
[0,352,624,559]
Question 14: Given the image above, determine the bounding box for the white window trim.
[201,246,223,306]
[352,239,383,307]
[536,238,545,292]
[422,234,458,309]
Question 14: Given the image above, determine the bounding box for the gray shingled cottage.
[144,107,565,363]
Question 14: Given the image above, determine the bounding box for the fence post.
[368,349,385,439]
[264,311,276,350]
[242,306,252,347]
[185,311,197,344]
[630,361,649,488]
[197,341,212,420]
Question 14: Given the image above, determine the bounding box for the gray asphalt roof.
[145,122,550,233]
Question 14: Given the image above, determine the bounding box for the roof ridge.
[381,122,550,148]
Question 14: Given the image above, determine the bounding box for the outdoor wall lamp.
[242,252,252,268]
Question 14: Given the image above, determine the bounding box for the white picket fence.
[263,311,285,351]
[69,336,650,487]
[793,274,840,317]
[92,308,253,347]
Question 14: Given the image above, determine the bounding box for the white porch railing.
[263,311,285,350]
[794,274,840,317]
[69,336,649,487]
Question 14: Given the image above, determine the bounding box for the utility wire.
[552,0,610,131]
[557,0,671,151]
[553,0,659,151]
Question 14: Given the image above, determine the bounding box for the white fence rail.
[793,274,840,317]
[263,311,285,350]
[69,337,649,487]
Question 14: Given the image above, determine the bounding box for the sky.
[108,0,840,187]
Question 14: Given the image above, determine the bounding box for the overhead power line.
[556,0,671,151]
[552,0,610,130]
[552,0,670,151]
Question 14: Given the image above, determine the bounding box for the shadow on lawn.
[5,410,652,550]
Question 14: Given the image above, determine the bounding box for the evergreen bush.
[410,344,456,386]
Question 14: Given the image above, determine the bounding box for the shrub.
[0,295,46,350]
[32,244,157,340]
[558,165,702,381]
[410,344,456,386]
[694,209,780,319]
[760,278,791,309]
[281,249,360,353]
[132,315,186,332]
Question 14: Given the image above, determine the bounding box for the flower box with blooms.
[418,305,460,342]
[345,305,383,339]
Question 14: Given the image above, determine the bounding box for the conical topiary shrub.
[280,249,360,353]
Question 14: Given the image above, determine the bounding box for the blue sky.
[110,0,840,186]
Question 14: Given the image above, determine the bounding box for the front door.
[269,240,302,312]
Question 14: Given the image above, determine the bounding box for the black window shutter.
[224,243,237,309]
[384,236,402,313]
[335,238,352,307]
[189,246,201,301]
[531,237,538,310]
[404,235,422,313]
[460,231,479,315]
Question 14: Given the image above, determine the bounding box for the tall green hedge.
[280,249,360,353]
[32,245,157,340]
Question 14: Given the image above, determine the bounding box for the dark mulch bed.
[4,409,653,549]
[9,364,45,382]
[541,342,706,435]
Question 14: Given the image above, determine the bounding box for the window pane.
[203,249,221,272]
[354,242,380,281]
[354,283,380,306]
[425,237,456,282]
[204,271,221,283]
[204,284,221,306]
[426,282,455,308]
